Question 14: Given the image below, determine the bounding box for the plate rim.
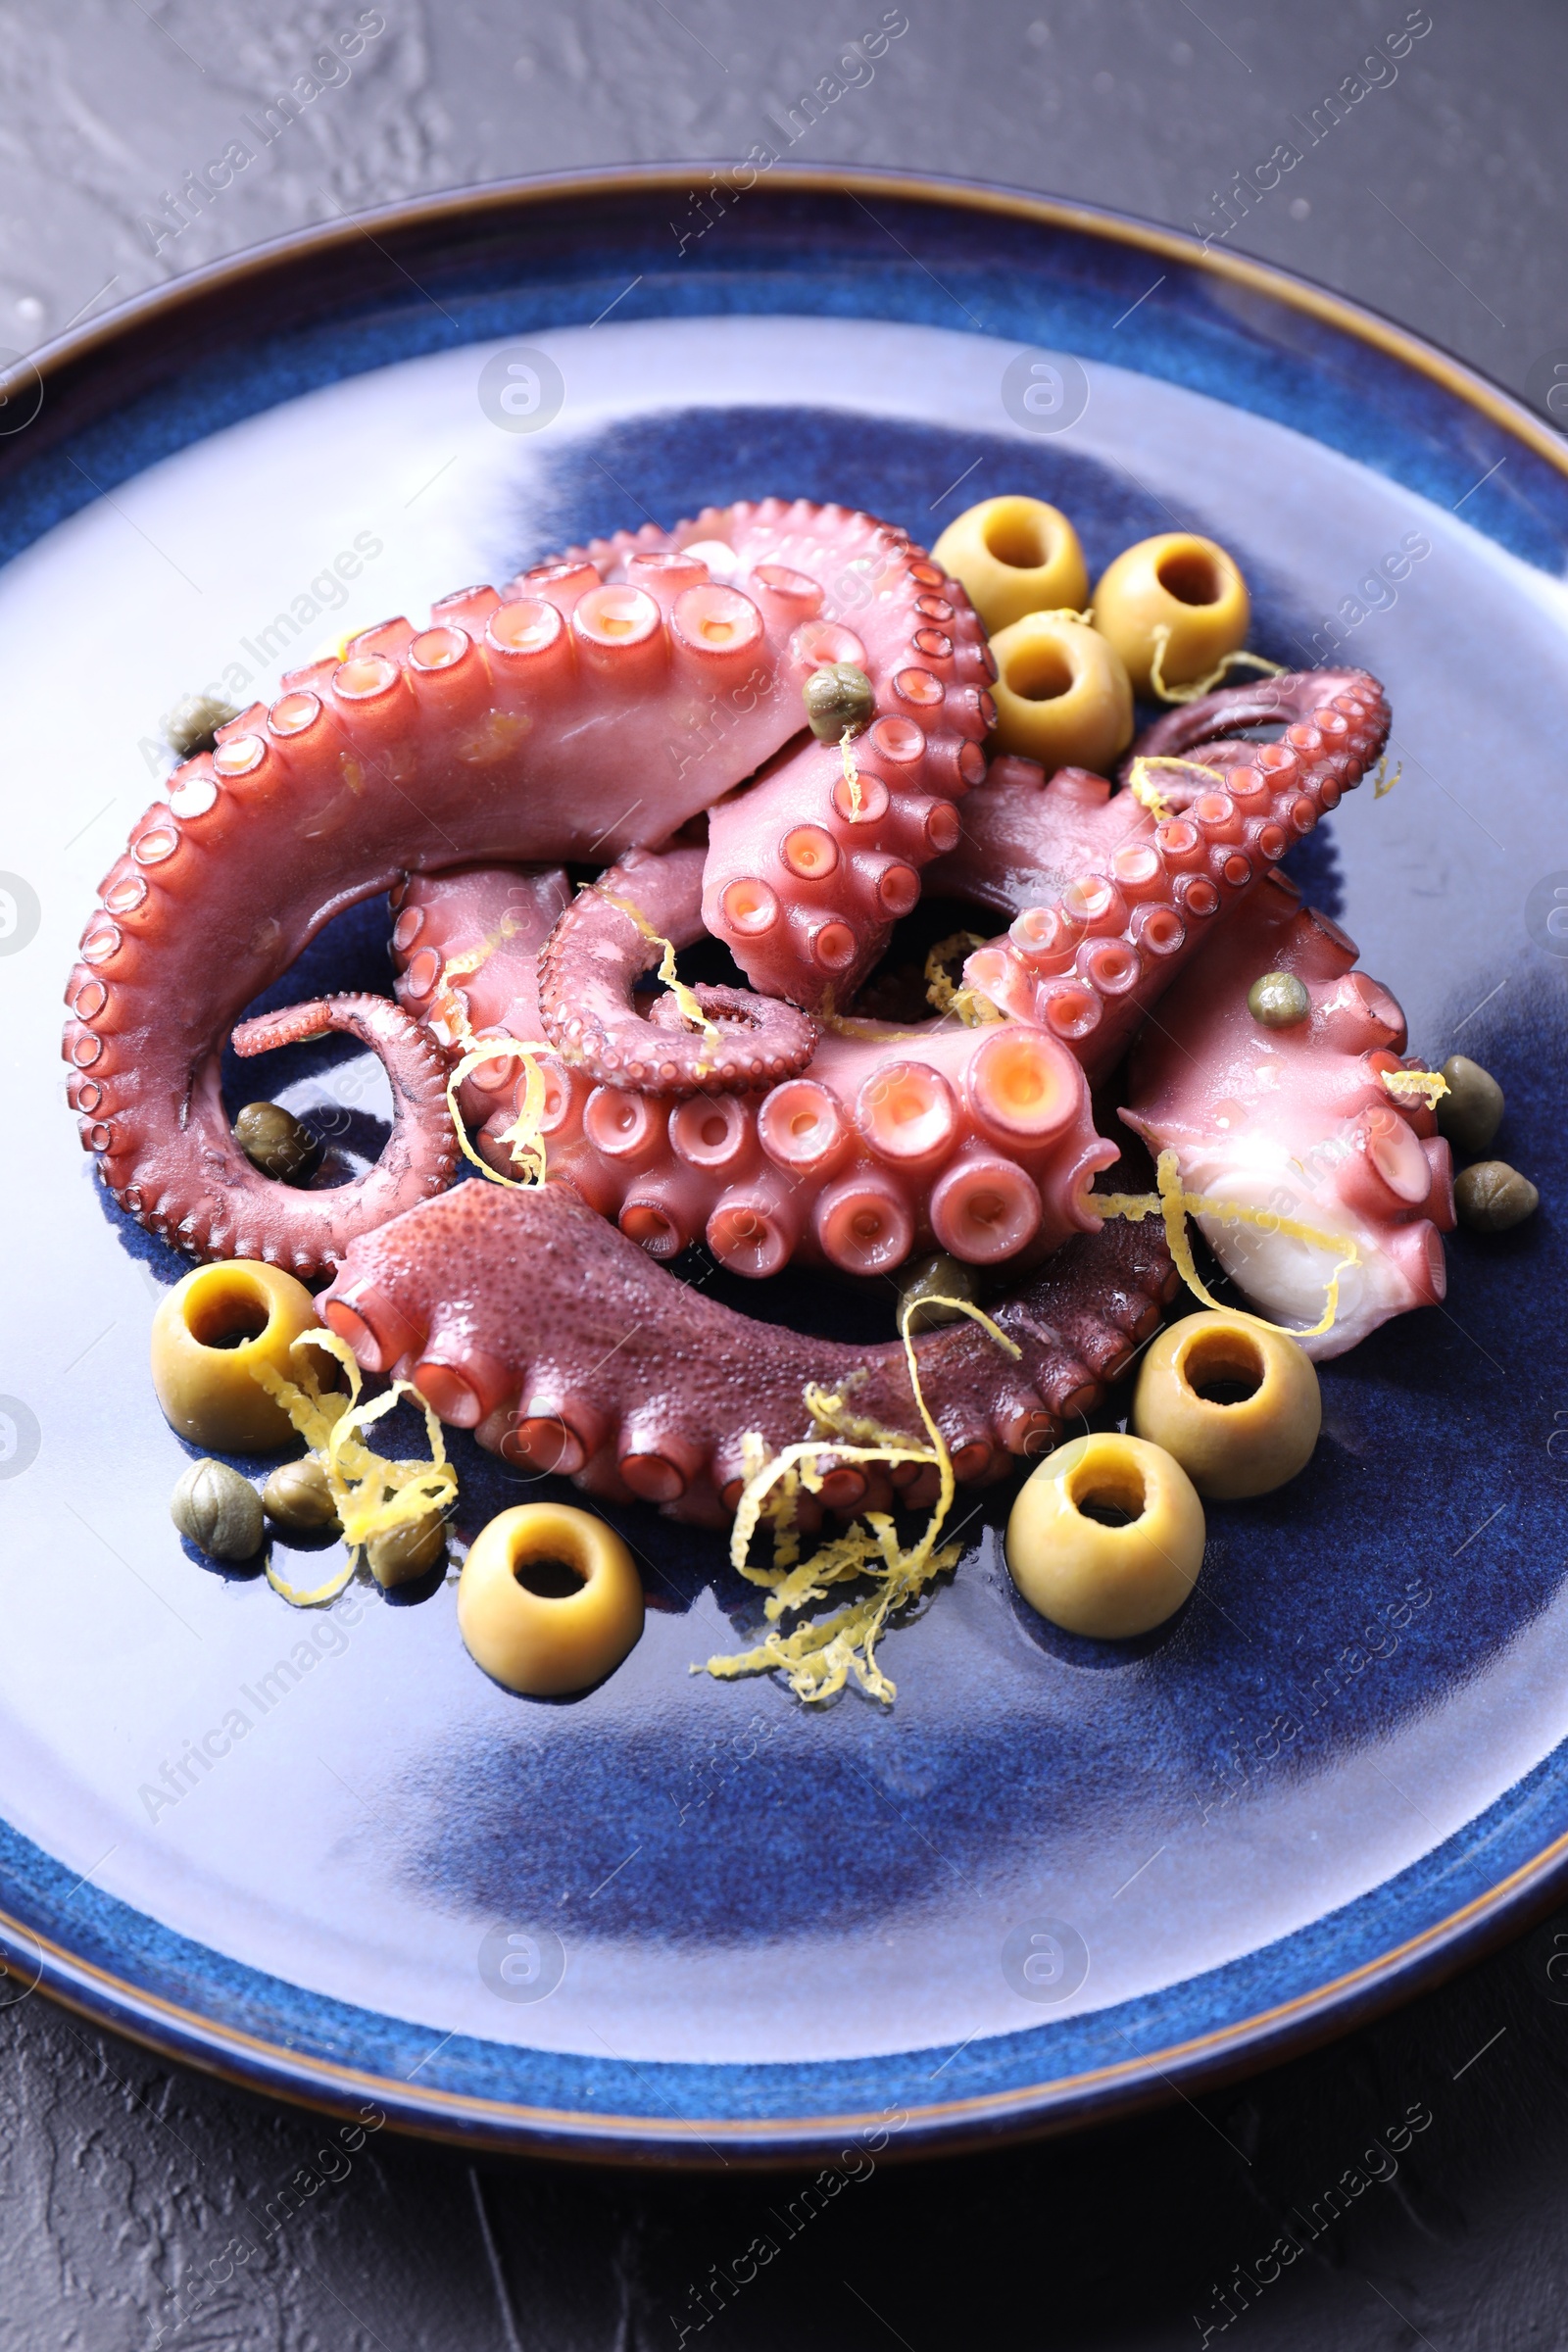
[7,161,1567,2163]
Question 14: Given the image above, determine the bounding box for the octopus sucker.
[317,1178,1177,1528]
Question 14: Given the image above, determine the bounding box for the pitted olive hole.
[1005,640,1075,703]
[1155,549,1222,607]
[1182,1328,1264,1407]
[1069,1462,1147,1528]
[514,1553,587,1600]
[186,1284,271,1351]
[984,509,1053,569]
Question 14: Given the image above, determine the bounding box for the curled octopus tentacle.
[390,861,571,1128]
[958,668,1390,1082]
[317,1177,1177,1528]
[929,671,1389,938]
[396,852,1115,1279]
[534,845,817,1095]
[1118,667,1385,799]
[1123,870,1454,1359]
[64,988,456,1274]
[564,500,997,1008]
[539,1011,1116,1278]
[70,504,963,1270]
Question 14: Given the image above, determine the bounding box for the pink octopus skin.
[938,669,1391,1082]
[1121,870,1455,1359]
[65,503,954,1273]
[567,501,996,1007]
[317,1177,1178,1527]
[535,846,818,1094]
[392,849,1114,1280]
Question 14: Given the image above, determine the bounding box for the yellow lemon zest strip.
[444,1038,554,1190]
[840,725,863,821]
[1382,1067,1449,1111]
[923,930,1004,1028]
[1147,625,1286,705]
[597,890,723,1078]
[250,1330,457,1605]
[435,910,519,991]
[1092,1150,1360,1341]
[1372,757,1402,800]
[266,1552,357,1608]
[418,923,556,1191]
[1125,753,1228,823]
[701,1299,1018,1704]
[813,984,942,1045]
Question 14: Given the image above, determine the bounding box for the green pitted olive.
[163,693,241,760]
[172,1458,265,1561]
[365,1506,447,1588]
[234,1101,321,1183]
[804,662,875,741]
[262,1455,340,1537]
[1437,1054,1504,1159]
[1454,1159,1539,1234]
[1247,970,1311,1029]
[898,1250,977,1333]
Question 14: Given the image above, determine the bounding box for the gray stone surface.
[2,1,1565,2342]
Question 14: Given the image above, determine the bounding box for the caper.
[171,1458,265,1561]
[897,1251,976,1333]
[803,662,875,742]
[1247,970,1311,1029]
[234,1101,321,1183]
[262,1455,340,1536]
[365,1507,447,1588]
[1437,1054,1504,1158]
[162,693,241,760]
[1454,1159,1539,1234]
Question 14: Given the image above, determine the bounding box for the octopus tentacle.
[317,1178,1176,1527]
[1122,870,1455,1358]
[392,854,1114,1278]
[389,860,572,1124]
[930,669,1389,930]
[958,669,1390,1081]
[1117,667,1382,794]
[537,1011,1117,1277]
[63,986,455,1274]
[563,500,997,1009]
[534,845,817,1095]
[69,512,913,1271]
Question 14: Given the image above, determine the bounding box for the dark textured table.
[4,3,1566,2343]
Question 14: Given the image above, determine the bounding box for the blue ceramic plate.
[0,172,1563,2162]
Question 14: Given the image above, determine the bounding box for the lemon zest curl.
[1381,1067,1448,1111]
[1092,1149,1359,1342]
[250,1331,457,1607]
[700,1299,1018,1705]
[1147,627,1285,705]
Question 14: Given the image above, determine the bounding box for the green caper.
[803,662,875,741]
[1437,1055,1504,1159]
[234,1101,321,1183]
[262,1455,340,1536]
[1454,1159,1539,1234]
[1247,970,1311,1029]
[897,1251,976,1333]
[171,1458,264,1561]
[365,1507,447,1588]
[162,693,241,760]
